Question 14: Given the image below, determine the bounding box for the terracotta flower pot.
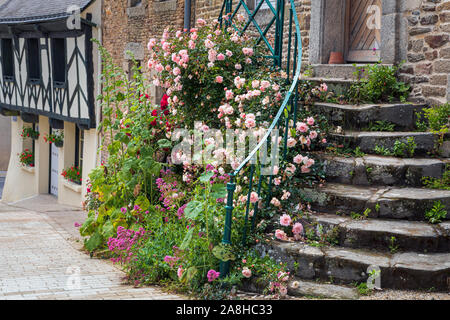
[328,52,345,64]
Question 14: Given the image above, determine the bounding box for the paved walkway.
[0,196,184,300]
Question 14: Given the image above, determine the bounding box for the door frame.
[309,0,403,65]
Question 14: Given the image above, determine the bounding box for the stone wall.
[399,0,450,105]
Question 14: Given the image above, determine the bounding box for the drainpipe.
[184,0,191,31]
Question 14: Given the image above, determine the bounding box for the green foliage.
[425,201,447,224]
[21,126,40,140]
[350,208,371,220]
[367,120,395,132]
[389,236,399,254]
[355,282,372,296]
[348,62,410,104]
[393,137,416,158]
[422,165,450,190]
[374,137,416,158]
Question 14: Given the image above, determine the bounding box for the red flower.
[151,110,158,116]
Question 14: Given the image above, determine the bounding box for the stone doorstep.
[310,213,449,253]
[302,183,450,221]
[318,153,447,187]
[257,241,450,291]
[329,131,440,155]
[308,102,426,130]
[310,64,394,80]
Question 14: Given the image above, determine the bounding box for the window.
[27,38,41,82]
[1,38,14,81]
[75,126,84,170]
[51,38,66,84]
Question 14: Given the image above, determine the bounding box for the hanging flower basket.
[19,149,34,167]
[44,132,64,148]
[21,127,40,140]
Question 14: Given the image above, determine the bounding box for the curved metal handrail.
[219,0,303,277]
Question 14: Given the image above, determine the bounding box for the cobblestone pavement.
[0,196,185,300]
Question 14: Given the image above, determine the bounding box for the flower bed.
[79,18,330,299]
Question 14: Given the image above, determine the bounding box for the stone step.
[319,153,448,187]
[301,183,450,221]
[329,131,440,156]
[310,213,450,253]
[287,278,360,299]
[300,78,354,96]
[309,64,394,80]
[308,102,426,131]
[257,241,450,290]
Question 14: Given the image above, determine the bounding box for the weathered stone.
[288,279,360,300]
[409,39,424,52]
[425,50,439,60]
[311,213,449,253]
[408,53,425,62]
[421,3,437,11]
[441,23,450,33]
[422,85,448,97]
[440,47,450,59]
[421,14,439,25]
[439,140,450,157]
[407,15,419,26]
[430,74,448,85]
[416,62,433,74]
[433,59,450,73]
[409,27,432,35]
[440,11,450,22]
[437,1,450,11]
[425,34,449,48]
[400,64,415,74]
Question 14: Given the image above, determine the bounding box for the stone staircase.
[259,66,450,294]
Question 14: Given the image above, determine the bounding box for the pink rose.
[292,222,303,235]
[279,214,292,226]
[242,267,252,278]
[275,229,287,240]
[307,117,315,126]
[249,192,259,204]
[215,76,223,83]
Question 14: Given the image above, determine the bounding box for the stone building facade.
[399,0,450,105]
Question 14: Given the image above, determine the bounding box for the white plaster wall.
[1,117,38,202]
[0,115,11,171]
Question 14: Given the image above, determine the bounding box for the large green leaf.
[101,220,114,239]
[211,183,227,199]
[199,171,214,183]
[84,231,103,252]
[184,201,203,220]
[157,139,172,149]
[80,214,95,236]
[212,244,236,262]
[134,194,150,212]
[180,228,194,250]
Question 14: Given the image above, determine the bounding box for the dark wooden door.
[347,0,381,62]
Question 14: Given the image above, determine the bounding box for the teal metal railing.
[218,0,303,276]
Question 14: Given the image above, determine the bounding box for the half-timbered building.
[0,0,101,206]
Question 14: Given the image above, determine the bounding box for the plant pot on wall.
[328,52,345,64]
[54,140,64,148]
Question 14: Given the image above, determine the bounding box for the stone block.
[421,85,447,97]
[409,27,433,36]
[425,34,449,48]
[433,59,450,73]
[416,62,433,74]
[440,47,450,59]
[440,12,450,22]
[421,14,439,25]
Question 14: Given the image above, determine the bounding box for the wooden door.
[347,0,381,62]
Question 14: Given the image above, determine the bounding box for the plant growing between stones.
[348,62,410,104]
[425,201,447,224]
[422,164,450,190]
[366,120,395,132]
[389,236,399,254]
[393,137,417,158]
